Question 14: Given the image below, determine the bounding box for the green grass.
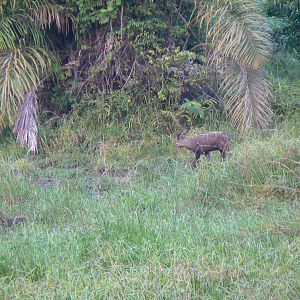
[0,121,299,299]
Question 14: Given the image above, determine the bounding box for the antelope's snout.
[176,143,183,148]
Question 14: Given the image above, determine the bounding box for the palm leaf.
[196,0,273,69]
[0,1,74,50]
[0,15,31,50]
[0,47,54,126]
[0,14,48,50]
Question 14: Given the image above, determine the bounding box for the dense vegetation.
[0,0,299,299]
[0,0,279,150]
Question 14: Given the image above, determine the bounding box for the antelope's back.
[215,132,231,149]
[202,131,231,148]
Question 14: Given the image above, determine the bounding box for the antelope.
[176,130,232,162]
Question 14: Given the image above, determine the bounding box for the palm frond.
[221,64,272,130]
[0,1,74,46]
[0,15,30,50]
[196,0,273,69]
[0,47,55,126]
[13,87,39,154]
[10,0,53,11]
[35,3,75,35]
[193,0,273,130]
[0,14,47,50]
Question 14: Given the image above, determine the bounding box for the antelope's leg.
[191,151,201,167]
[220,149,226,160]
[205,152,210,160]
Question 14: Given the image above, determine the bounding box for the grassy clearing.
[0,120,299,299]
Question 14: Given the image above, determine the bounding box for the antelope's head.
[176,128,188,148]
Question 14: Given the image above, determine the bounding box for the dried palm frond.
[13,87,39,154]
[34,3,75,35]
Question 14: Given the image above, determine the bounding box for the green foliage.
[50,0,276,133]
[149,50,205,108]
[268,51,300,80]
[0,127,15,146]
[180,100,205,119]
[180,98,219,124]
[66,0,122,35]
[262,0,300,52]
[1,0,299,153]
[51,86,77,113]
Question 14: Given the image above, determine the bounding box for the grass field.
[0,121,299,299]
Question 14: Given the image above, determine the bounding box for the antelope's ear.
[177,127,188,140]
[177,133,183,140]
